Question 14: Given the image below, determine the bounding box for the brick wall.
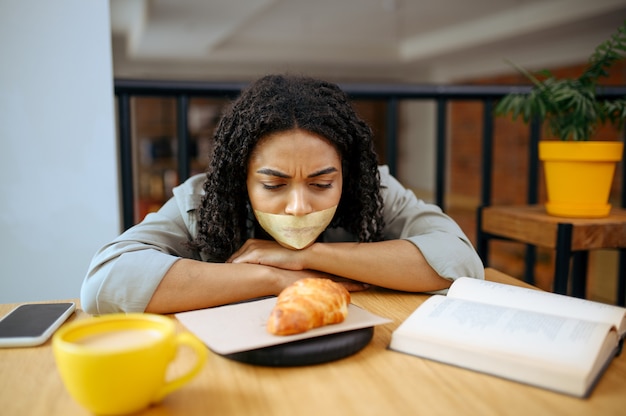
[450,60,625,207]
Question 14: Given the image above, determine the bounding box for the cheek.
[247,184,268,212]
[311,186,342,213]
[247,183,285,215]
[329,186,342,207]
[329,178,343,206]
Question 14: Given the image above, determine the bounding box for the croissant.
[267,278,350,335]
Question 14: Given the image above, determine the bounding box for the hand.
[227,239,306,270]
[228,239,370,292]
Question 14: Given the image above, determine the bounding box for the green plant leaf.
[495,20,626,141]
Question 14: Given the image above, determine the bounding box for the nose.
[284,188,313,216]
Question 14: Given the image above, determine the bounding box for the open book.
[389,277,625,398]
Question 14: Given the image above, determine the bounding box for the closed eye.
[312,183,333,189]
[262,183,285,190]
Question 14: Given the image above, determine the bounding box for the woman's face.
[247,128,343,216]
[246,129,342,248]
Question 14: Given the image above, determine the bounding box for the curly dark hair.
[192,74,384,261]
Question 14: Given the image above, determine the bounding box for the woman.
[81,74,484,314]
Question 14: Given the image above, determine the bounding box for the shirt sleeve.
[378,166,485,292]
[80,175,205,314]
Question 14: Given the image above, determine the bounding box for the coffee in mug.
[74,328,162,350]
[53,313,207,415]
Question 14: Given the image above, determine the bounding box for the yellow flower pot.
[539,141,623,218]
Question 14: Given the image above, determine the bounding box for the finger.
[229,253,247,264]
[227,251,244,263]
[227,243,253,263]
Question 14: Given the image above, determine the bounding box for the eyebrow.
[256,167,338,179]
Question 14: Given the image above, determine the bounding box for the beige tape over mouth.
[254,205,337,249]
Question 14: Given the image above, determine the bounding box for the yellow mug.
[52,313,207,415]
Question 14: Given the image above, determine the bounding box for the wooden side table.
[477,205,626,305]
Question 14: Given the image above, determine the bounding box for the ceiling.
[110,0,626,84]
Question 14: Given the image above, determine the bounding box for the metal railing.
[114,79,626,227]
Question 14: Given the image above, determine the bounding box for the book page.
[390,295,620,397]
[394,295,615,370]
[448,278,625,337]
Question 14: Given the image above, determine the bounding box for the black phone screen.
[0,303,75,338]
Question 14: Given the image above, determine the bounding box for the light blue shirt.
[81,166,484,314]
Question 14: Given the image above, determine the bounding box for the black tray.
[221,326,374,367]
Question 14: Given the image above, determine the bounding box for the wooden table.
[1,268,625,416]
[479,205,626,303]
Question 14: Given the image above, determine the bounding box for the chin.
[277,240,314,250]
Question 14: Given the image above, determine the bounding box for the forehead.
[250,129,341,165]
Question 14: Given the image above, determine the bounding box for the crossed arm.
[144,238,448,314]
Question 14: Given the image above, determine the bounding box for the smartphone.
[0,302,76,348]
